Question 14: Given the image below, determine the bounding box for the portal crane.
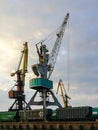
[56,79,71,108]
[8,42,28,111]
[26,14,69,120]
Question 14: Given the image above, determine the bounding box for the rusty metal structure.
[8,42,29,110]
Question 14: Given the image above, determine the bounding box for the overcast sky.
[0,0,98,111]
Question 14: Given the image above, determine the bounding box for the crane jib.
[47,13,69,79]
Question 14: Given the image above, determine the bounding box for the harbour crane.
[8,42,29,111]
[56,79,71,108]
[26,13,69,120]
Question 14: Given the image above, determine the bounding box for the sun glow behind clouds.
[0,39,20,70]
[0,39,18,57]
[0,39,22,92]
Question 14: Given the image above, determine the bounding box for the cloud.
[0,0,98,110]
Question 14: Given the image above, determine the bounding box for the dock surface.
[0,121,98,130]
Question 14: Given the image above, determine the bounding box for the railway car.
[0,107,98,122]
[57,106,92,121]
[92,107,98,120]
[19,109,52,121]
[50,106,93,121]
[0,111,18,122]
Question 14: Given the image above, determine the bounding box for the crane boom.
[21,42,28,92]
[48,13,69,79]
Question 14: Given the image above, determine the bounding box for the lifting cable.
[35,25,62,45]
[67,19,70,92]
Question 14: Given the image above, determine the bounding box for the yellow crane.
[56,79,71,108]
[8,42,28,110]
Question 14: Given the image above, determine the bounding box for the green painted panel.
[92,107,98,118]
[0,111,17,121]
[29,78,53,89]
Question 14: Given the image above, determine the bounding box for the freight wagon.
[19,109,52,121]
[0,111,18,122]
[0,107,98,122]
[50,107,98,121]
[54,106,92,121]
[92,107,98,120]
